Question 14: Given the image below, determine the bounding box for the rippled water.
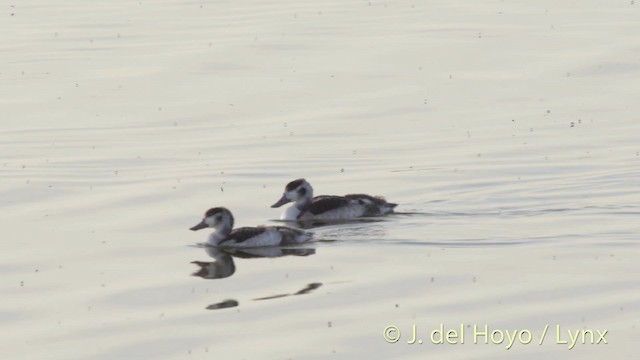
[2,1,639,359]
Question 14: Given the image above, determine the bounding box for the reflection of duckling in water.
[191,247,236,280]
[191,245,316,280]
[190,207,312,247]
[195,246,319,311]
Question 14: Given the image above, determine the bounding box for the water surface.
[2,1,639,359]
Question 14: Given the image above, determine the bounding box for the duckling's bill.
[190,221,208,231]
[271,194,291,208]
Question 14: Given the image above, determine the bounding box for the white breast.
[281,205,302,221]
[207,232,226,246]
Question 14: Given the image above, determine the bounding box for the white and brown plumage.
[271,178,397,221]
[190,207,312,247]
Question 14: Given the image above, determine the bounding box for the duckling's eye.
[297,187,306,196]
[215,215,222,222]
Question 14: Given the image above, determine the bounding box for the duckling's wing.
[344,194,390,205]
[224,227,267,244]
[306,196,351,215]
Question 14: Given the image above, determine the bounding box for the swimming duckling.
[190,207,312,247]
[271,178,397,221]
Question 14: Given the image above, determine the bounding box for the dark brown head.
[190,207,234,231]
[271,178,313,208]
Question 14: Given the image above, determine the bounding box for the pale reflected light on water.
[2,0,640,359]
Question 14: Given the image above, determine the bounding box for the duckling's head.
[190,207,234,231]
[271,178,313,208]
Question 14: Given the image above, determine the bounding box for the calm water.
[2,1,639,359]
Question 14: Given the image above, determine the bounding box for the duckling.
[271,178,397,221]
[190,207,312,247]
